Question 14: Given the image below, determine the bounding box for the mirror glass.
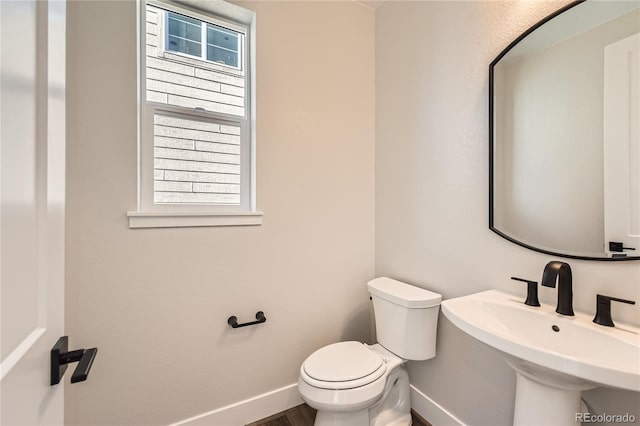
[490,0,640,260]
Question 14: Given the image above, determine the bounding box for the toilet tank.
[367,277,442,361]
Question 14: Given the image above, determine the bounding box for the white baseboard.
[170,382,462,426]
[170,383,303,426]
[410,384,466,426]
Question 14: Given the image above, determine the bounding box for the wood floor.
[245,403,315,426]
[245,404,431,426]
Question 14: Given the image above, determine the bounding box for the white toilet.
[298,277,442,426]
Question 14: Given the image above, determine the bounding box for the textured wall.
[65,1,374,424]
[375,1,640,425]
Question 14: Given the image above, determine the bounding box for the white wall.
[375,1,640,425]
[65,1,374,424]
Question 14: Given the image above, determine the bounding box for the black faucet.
[541,261,574,316]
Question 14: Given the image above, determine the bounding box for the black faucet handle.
[592,294,636,327]
[511,277,540,307]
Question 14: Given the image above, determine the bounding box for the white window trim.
[128,211,262,228]
[129,0,260,229]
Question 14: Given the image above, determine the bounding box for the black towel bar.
[227,311,266,328]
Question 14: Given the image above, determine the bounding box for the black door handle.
[71,348,97,383]
[609,241,636,252]
[51,336,98,385]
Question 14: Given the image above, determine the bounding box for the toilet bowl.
[298,277,441,426]
[299,343,400,409]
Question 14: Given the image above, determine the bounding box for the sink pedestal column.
[508,359,596,426]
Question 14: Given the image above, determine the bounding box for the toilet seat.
[301,342,387,390]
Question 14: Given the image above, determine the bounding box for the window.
[130,0,260,228]
[165,11,242,69]
[206,24,240,68]
[166,12,202,58]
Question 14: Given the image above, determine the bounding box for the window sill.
[127,211,263,229]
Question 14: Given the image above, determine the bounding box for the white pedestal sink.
[441,290,640,426]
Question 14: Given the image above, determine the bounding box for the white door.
[604,33,640,257]
[0,1,66,424]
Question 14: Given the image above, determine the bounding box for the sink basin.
[442,290,640,425]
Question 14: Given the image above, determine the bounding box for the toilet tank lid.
[367,277,441,308]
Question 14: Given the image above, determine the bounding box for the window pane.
[207,24,240,68]
[207,46,238,68]
[153,114,241,205]
[207,25,238,51]
[167,12,202,56]
[167,12,201,41]
[167,35,201,57]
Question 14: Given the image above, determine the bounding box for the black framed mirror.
[489,0,640,261]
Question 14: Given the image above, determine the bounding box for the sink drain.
[552,325,560,332]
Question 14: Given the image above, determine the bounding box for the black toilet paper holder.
[227,311,266,328]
